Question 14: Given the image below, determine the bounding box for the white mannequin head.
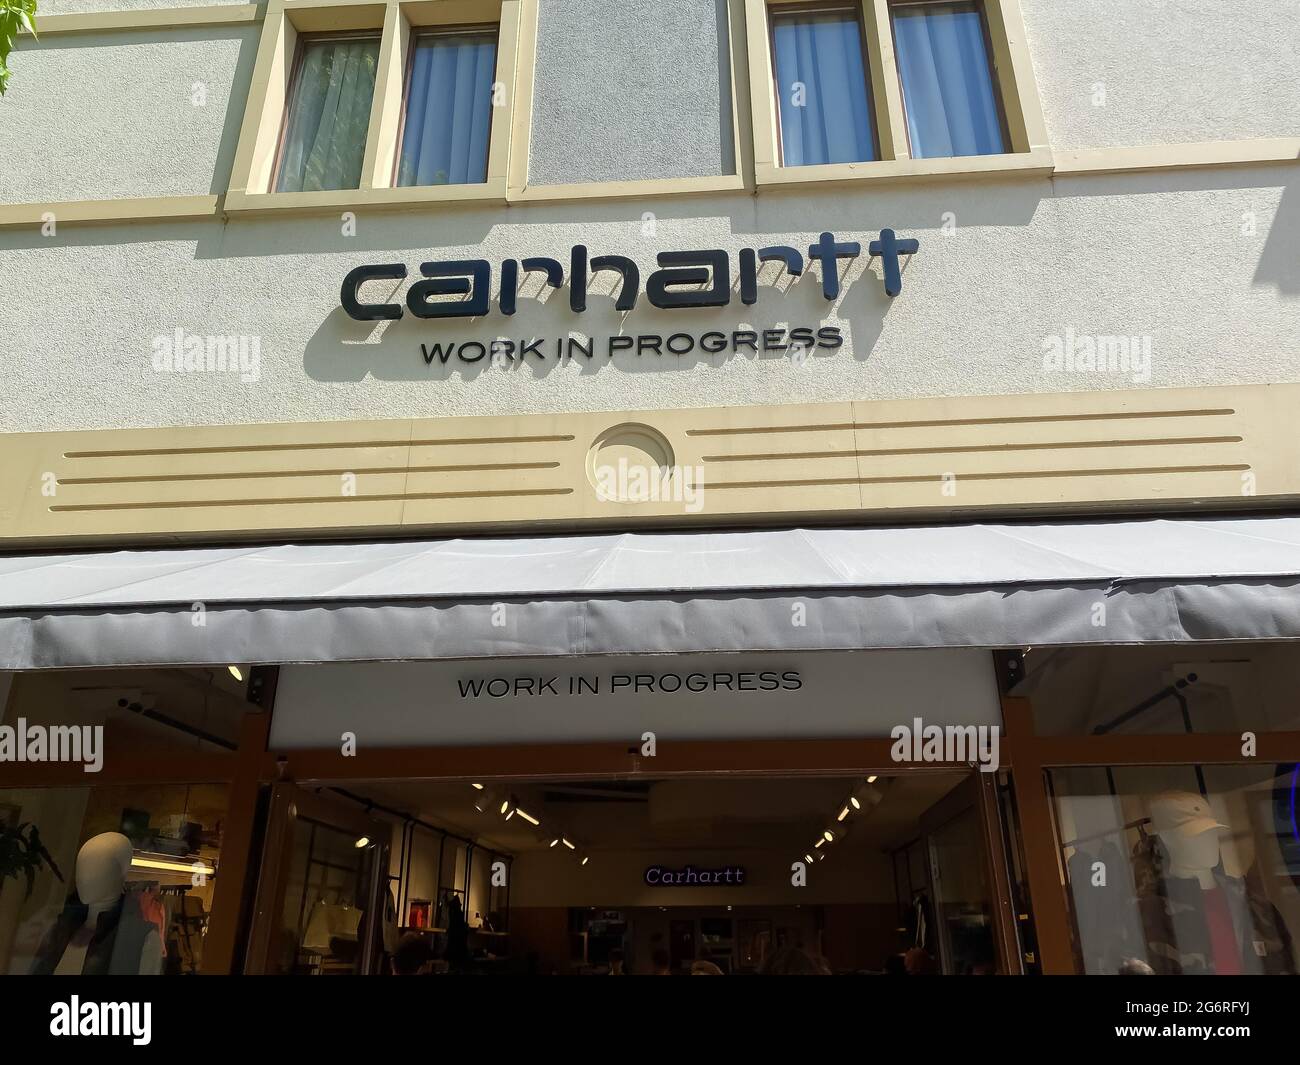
[75,832,133,908]
[1150,791,1227,884]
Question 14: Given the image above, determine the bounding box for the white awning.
[1,515,1299,668]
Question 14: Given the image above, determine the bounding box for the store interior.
[284,771,1000,975]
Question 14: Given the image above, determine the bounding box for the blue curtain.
[398,33,497,187]
[893,3,1005,159]
[276,38,380,193]
[772,12,876,167]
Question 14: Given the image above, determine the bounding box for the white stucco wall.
[0,26,256,204]
[0,167,1294,433]
[527,0,735,184]
[1022,0,1300,149]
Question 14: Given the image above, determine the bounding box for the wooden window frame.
[766,2,882,168]
[886,0,1013,161]
[743,0,1052,188]
[390,23,501,189]
[227,0,531,214]
[269,29,385,194]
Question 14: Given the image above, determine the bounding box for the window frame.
[887,0,1013,162]
[270,29,386,194]
[766,2,881,168]
[391,22,502,189]
[227,0,532,214]
[743,0,1050,188]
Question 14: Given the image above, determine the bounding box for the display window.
[1049,764,1299,976]
[0,783,229,976]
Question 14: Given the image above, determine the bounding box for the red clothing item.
[1202,886,1241,975]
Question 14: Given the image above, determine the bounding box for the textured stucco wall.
[0,26,257,204]
[1023,0,1300,149]
[0,168,1294,433]
[527,0,735,185]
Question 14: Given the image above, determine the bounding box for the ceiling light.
[354,836,370,848]
[804,854,815,863]
[499,799,511,815]
[471,783,484,790]
[822,829,835,843]
[837,805,850,822]
[227,665,243,681]
[580,856,590,866]
[515,808,539,826]
[867,775,878,784]
[131,854,216,877]
[549,838,561,848]
[562,838,575,850]
[814,838,824,849]
[849,796,861,810]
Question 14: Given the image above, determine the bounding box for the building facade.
[0,0,1297,976]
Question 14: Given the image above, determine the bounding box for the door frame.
[244,783,393,975]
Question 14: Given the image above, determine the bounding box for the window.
[274,34,381,193]
[770,6,877,166]
[396,29,498,187]
[890,1,1006,158]
[1049,764,1300,975]
[746,0,1046,185]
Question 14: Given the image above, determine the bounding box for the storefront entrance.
[251,771,1014,975]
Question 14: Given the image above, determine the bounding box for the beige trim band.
[0,384,1294,547]
[1053,138,1300,176]
[2,136,1295,230]
[31,5,262,35]
[0,194,220,229]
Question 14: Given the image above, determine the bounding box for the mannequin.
[30,832,163,976]
[1134,790,1293,975]
[1153,792,1226,888]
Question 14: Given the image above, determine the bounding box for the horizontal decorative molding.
[0,384,1296,546]
[0,194,220,230]
[32,5,262,35]
[2,135,1296,230]
[1053,137,1300,176]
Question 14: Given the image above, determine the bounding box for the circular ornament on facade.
[586,423,675,503]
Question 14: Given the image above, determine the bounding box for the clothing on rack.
[1131,836,1295,975]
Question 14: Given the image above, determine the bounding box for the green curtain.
[276,38,380,193]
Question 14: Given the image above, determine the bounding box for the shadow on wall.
[302,257,895,384]
[1255,157,1299,295]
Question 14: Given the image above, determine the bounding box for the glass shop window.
[890,1,1006,158]
[1049,763,1300,975]
[770,5,878,166]
[397,29,498,186]
[0,784,229,975]
[275,34,382,193]
[1019,644,1300,736]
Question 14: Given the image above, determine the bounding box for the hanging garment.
[1066,840,1144,974]
[30,892,158,976]
[1132,838,1295,975]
